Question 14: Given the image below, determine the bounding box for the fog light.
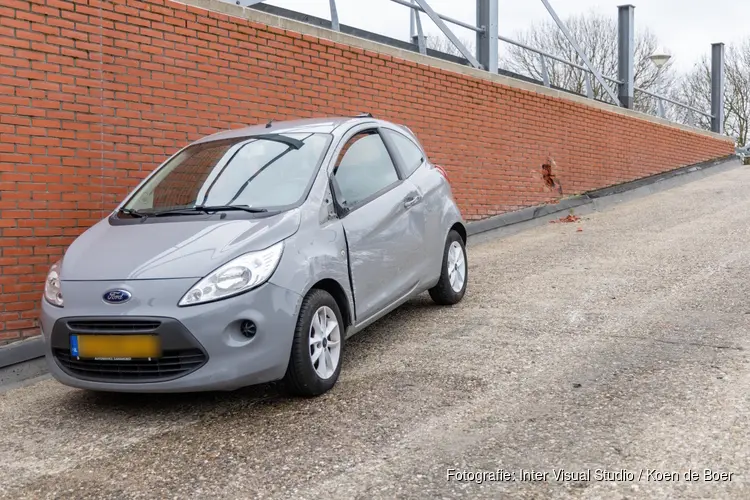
[240,320,257,339]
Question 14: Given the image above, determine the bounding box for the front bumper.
[40,279,302,393]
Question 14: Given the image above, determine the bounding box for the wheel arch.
[450,221,467,245]
[307,278,353,329]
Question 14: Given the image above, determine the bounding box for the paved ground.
[2,164,750,500]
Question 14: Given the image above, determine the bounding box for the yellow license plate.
[72,335,161,359]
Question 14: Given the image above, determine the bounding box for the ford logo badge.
[103,289,132,304]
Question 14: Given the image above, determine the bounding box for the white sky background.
[259,0,746,73]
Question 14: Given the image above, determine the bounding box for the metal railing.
[635,87,712,120]
[497,36,713,123]
[497,35,622,102]
[223,0,723,133]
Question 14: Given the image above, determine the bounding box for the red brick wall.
[0,0,735,343]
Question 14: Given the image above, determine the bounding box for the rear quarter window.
[382,129,425,178]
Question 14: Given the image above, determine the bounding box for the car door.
[330,127,427,322]
[379,126,435,284]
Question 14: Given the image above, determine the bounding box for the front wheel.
[429,230,468,305]
[283,289,344,397]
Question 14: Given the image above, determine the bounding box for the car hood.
[61,211,301,281]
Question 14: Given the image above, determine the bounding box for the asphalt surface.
[2,164,750,500]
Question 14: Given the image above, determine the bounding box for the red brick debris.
[550,215,582,223]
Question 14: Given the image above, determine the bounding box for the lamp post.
[649,47,671,118]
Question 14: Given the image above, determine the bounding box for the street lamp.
[649,47,672,69]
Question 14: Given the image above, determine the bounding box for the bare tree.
[500,11,675,112]
[671,60,713,131]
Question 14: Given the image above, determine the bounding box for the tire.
[283,289,345,397]
[429,230,468,305]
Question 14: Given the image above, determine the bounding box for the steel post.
[329,0,340,31]
[539,54,550,87]
[711,42,725,134]
[476,0,499,73]
[410,0,426,54]
[617,5,635,109]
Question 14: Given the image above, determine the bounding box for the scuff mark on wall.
[542,157,563,196]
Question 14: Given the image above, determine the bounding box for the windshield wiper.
[198,205,269,214]
[118,208,147,218]
[149,205,269,217]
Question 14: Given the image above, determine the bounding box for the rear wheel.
[284,289,344,397]
[429,230,467,305]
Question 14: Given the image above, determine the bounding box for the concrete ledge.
[467,155,742,241]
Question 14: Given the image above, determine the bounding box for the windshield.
[123,133,331,214]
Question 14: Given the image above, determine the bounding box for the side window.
[382,129,424,178]
[333,130,399,208]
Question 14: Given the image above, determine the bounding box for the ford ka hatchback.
[41,116,468,396]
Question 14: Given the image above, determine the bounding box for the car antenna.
[265,118,275,129]
[355,112,373,118]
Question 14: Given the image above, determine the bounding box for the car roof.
[192,116,389,145]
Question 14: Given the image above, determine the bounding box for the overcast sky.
[260,0,746,72]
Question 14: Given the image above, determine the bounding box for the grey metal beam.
[585,73,594,99]
[711,42,725,134]
[410,4,416,41]
[412,0,482,68]
[329,0,340,31]
[410,0,427,54]
[539,0,620,105]
[476,0,499,73]
[617,5,635,108]
[539,54,550,87]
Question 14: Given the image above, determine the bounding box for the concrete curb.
[466,155,741,240]
[0,154,742,388]
[0,336,47,388]
[0,335,44,368]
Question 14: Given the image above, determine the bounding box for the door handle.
[403,194,422,209]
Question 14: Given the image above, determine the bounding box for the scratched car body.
[40,116,468,396]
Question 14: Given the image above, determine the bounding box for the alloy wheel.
[309,306,341,379]
[447,241,466,293]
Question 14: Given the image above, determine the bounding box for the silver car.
[40,116,468,396]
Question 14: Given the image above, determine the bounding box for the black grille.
[50,316,207,383]
[66,320,161,333]
[53,348,206,382]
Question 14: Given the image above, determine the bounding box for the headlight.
[178,242,284,306]
[44,260,64,307]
